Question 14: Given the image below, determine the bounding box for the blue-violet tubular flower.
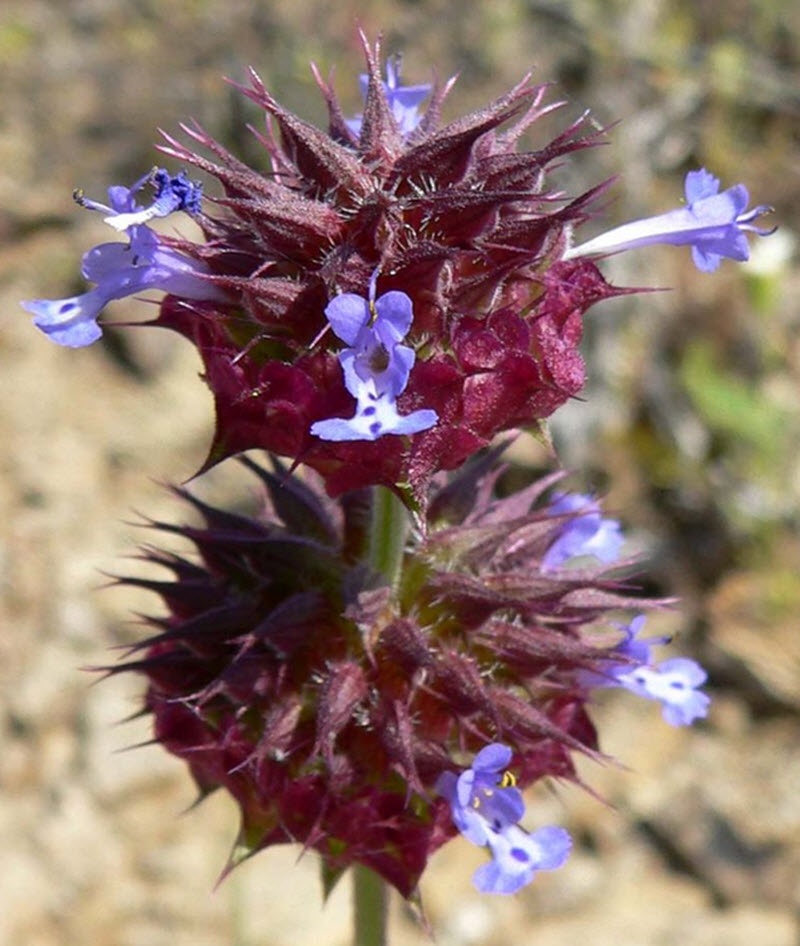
[310,274,438,442]
[437,743,572,894]
[584,615,711,726]
[21,171,219,347]
[564,168,775,272]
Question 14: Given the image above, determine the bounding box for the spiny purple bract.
[150,34,627,501]
[109,454,663,897]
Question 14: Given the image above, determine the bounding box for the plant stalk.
[351,485,409,946]
[353,862,389,946]
[367,485,409,586]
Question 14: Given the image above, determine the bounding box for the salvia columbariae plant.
[23,31,773,944]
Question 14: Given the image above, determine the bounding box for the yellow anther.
[499,770,517,788]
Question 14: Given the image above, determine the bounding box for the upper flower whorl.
[151,36,624,499]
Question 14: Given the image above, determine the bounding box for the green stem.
[353,862,388,946]
[367,486,409,585]
[351,486,409,946]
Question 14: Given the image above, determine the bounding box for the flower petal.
[527,825,572,871]
[472,743,513,773]
[373,290,414,342]
[684,168,720,203]
[21,291,105,348]
[324,294,370,345]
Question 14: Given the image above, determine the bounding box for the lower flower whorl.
[112,455,665,896]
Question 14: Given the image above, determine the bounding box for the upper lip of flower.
[101,168,204,232]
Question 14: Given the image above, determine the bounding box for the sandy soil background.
[2,2,799,944]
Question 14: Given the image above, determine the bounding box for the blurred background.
[1,1,799,943]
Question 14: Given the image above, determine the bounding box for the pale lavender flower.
[21,172,220,347]
[474,823,572,895]
[583,615,710,727]
[616,658,711,726]
[436,744,572,895]
[564,168,775,272]
[542,492,624,569]
[347,55,432,138]
[310,274,438,442]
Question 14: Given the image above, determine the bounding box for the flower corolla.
[542,492,624,569]
[310,274,438,442]
[565,168,775,272]
[436,743,572,894]
[584,615,710,726]
[21,171,219,347]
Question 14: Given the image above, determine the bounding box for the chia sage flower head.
[108,454,680,898]
[26,34,625,502]
[21,40,776,508]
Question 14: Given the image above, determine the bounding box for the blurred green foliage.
[679,340,789,467]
